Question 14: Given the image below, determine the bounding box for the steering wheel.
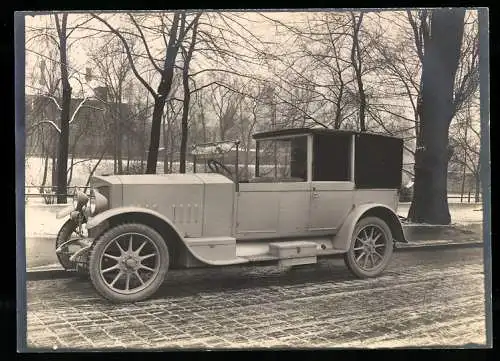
[207,159,233,180]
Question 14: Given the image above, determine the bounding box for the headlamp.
[72,189,89,211]
[86,188,108,216]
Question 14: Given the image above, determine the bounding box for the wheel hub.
[364,242,375,254]
[123,256,138,270]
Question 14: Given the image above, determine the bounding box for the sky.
[24,10,405,96]
[23,9,480,136]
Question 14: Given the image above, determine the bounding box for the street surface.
[24,247,488,349]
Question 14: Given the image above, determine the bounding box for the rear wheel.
[88,223,169,303]
[344,217,393,278]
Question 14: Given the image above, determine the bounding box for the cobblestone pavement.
[24,247,488,350]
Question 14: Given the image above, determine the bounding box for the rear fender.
[332,203,408,251]
[86,207,221,266]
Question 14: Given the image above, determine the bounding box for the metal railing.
[450,193,482,203]
[24,185,89,204]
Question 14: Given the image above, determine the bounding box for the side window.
[313,134,351,181]
[256,137,307,182]
[290,137,308,179]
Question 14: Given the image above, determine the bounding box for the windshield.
[190,140,240,179]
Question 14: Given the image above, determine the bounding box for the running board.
[241,245,346,263]
[241,241,346,267]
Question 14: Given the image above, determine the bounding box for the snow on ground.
[397,204,483,225]
[24,156,195,188]
[25,205,68,237]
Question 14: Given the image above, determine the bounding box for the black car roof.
[252,127,402,141]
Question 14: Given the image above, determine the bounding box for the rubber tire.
[344,216,394,278]
[88,223,169,303]
[55,219,79,270]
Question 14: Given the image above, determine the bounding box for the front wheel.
[344,217,394,278]
[55,219,81,270]
[88,223,169,303]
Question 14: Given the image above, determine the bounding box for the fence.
[449,193,482,203]
[24,185,89,204]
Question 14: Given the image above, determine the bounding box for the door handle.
[312,192,320,199]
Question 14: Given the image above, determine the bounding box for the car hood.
[92,173,233,186]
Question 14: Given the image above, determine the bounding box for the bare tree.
[91,11,202,174]
[350,11,367,131]
[50,13,72,203]
[26,13,102,202]
[88,35,134,174]
[408,8,466,224]
[162,101,182,173]
[179,13,201,173]
[449,93,481,202]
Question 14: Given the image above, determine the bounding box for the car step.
[240,241,346,265]
[270,241,318,267]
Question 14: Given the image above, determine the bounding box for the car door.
[235,182,311,239]
[235,182,280,239]
[307,133,355,234]
[308,181,354,233]
[235,136,311,240]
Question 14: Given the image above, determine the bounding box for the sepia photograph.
[15,7,491,351]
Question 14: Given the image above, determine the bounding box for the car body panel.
[332,202,407,251]
[353,189,399,210]
[309,181,354,233]
[123,183,204,237]
[235,182,311,239]
[92,175,123,208]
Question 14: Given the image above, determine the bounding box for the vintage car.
[55,128,407,303]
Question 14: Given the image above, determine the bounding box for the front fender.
[332,203,407,251]
[86,206,238,267]
[86,206,182,234]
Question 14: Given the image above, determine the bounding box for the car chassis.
[55,128,408,303]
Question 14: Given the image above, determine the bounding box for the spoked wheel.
[88,223,169,303]
[56,219,87,271]
[344,217,393,278]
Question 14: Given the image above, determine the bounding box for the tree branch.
[90,12,158,99]
[127,13,163,73]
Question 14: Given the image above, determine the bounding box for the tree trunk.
[51,140,57,192]
[179,91,190,174]
[141,114,146,173]
[163,113,169,173]
[84,146,107,192]
[126,136,131,173]
[408,8,465,224]
[55,14,71,204]
[169,122,174,173]
[146,98,166,174]
[179,15,199,174]
[350,12,366,132]
[333,83,344,129]
[244,147,250,179]
[201,111,207,143]
[116,102,123,174]
[67,152,74,186]
[475,157,481,202]
[145,12,181,174]
[41,143,49,192]
[474,173,480,203]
